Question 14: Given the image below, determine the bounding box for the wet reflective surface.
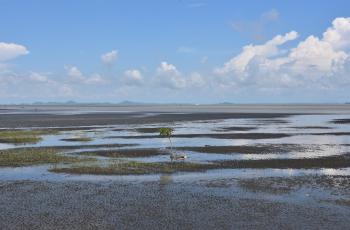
[1,106,350,229]
[1,112,350,178]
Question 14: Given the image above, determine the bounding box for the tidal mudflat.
[1,105,350,229]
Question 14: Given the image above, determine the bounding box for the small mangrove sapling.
[159,127,174,150]
[159,127,187,161]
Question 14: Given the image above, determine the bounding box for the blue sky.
[1,0,350,103]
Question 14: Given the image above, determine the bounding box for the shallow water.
[1,112,350,181]
[7,114,350,148]
[1,164,350,183]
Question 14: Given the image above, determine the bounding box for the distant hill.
[117,100,147,105]
[11,101,238,106]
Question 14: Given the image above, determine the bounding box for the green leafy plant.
[159,127,174,150]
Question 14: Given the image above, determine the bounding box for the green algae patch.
[0,148,95,167]
[0,129,60,144]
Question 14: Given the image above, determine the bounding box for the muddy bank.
[330,119,350,124]
[50,153,350,176]
[290,126,333,129]
[50,162,213,175]
[311,132,350,136]
[0,180,349,230]
[202,175,350,197]
[135,127,163,133]
[0,112,294,128]
[107,132,292,140]
[251,119,290,124]
[12,143,138,151]
[214,126,257,132]
[46,126,111,131]
[175,144,317,154]
[321,199,350,207]
[216,153,350,169]
[237,175,350,196]
[76,148,168,158]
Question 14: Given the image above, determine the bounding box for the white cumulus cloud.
[152,62,207,90]
[66,66,84,80]
[65,66,106,84]
[123,69,144,86]
[215,17,350,89]
[154,61,186,89]
[0,42,29,62]
[215,31,298,76]
[101,50,118,65]
[29,72,50,83]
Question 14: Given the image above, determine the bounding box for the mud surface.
[290,126,333,129]
[216,153,350,169]
[0,112,296,128]
[175,144,315,154]
[76,148,168,158]
[0,180,349,230]
[237,175,350,196]
[214,126,257,132]
[1,106,350,229]
[311,132,350,136]
[330,118,350,124]
[13,143,138,150]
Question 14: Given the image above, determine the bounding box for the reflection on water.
[2,114,350,149]
[1,165,350,183]
[1,113,350,181]
[159,174,173,186]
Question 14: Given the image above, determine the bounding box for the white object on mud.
[170,153,187,161]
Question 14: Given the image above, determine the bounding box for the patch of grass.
[50,161,215,175]
[24,143,138,150]
[0,148,94,167]
[61,137,93,142]
[0,129,59,144]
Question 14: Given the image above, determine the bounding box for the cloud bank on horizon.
[215,18,350,90]
[1,16,350,103]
